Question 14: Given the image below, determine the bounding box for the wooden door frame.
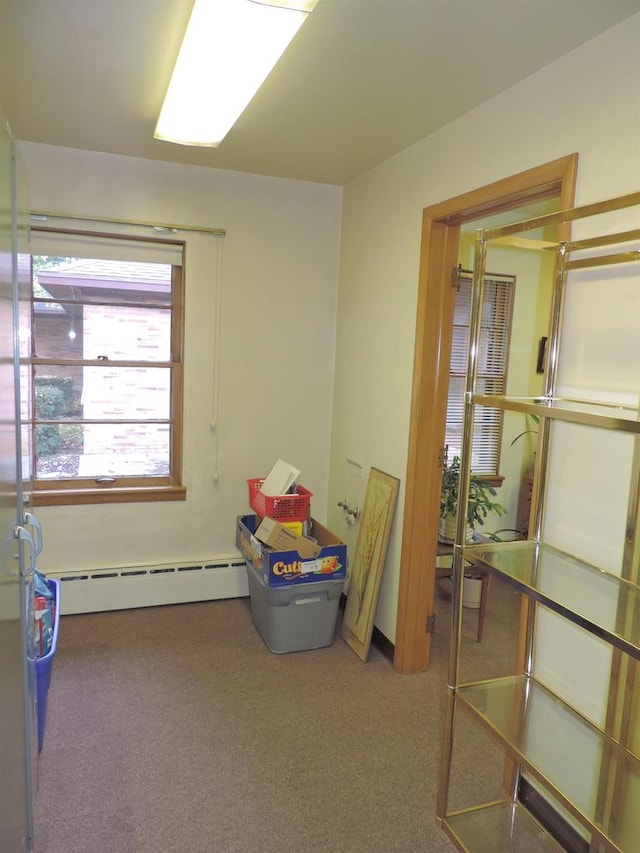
[393,154,578,673]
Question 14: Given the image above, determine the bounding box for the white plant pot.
[439,514,473,544]
[462,576,482,610]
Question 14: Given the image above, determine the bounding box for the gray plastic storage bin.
[245,562,344,654]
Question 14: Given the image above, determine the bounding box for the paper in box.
[254,516,321,559]
[236,514,347,586]
[259,458,300,497]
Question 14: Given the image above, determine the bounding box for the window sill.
[31,485,187,507]
[479,475,505,488]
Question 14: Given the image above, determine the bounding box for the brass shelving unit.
[437,191,640,852]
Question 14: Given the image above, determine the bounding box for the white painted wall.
[328,14,640,643]
[21,144,343,581]
[17,14,640,651]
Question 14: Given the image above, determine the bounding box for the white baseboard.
[44,556,249,615]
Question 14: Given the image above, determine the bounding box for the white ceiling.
[1,0,638,186]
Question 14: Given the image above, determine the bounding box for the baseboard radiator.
[45,556,249,615]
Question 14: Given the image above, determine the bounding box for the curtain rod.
[30,211,226,238]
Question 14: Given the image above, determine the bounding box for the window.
[29,229,185,505]
[445,270,515,477]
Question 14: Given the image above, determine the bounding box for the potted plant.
[439,455,506,544]
[510,413,540,447]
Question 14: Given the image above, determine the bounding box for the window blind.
[30,226,184,266]
[445,271,515,475]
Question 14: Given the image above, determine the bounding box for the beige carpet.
[33,573,522,853]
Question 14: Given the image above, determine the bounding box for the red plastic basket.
[247,478,312,522]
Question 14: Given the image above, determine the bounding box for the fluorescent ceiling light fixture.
[154,0,318,148]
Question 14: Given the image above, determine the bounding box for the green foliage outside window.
[35,376,83,457]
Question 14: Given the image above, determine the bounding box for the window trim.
[31,485,186,507]
[29,230,186,504]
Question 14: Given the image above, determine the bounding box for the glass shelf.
[472,395,640,433]
[464,540,640,660]
[455,675,640,851]
[439,194,640,853]
[443,801,564,852]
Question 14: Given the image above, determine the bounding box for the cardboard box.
[254,516,321,559]
[279,520,303,536]
[236,514,347,587]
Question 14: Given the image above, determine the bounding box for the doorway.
[393,154,578,673]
